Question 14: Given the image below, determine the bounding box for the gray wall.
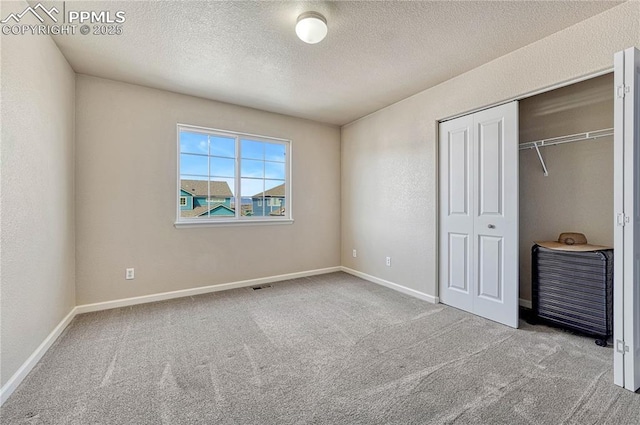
[75,75,341,305]
[519,74,614,302]
[341,2,639,299]
[0,1,76,387]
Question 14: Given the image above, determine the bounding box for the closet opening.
[518,73,615,345]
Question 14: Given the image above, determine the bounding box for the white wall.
[0,1,76,387]
[519,74,614,302]
[75,75,341,305]
[341,2,640,299]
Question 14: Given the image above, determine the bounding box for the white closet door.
[613,46,640,392]
[440,115,474,313]
[472,104,519,328]
[439,102,519,328]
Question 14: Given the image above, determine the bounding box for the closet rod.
[519,127,613,150]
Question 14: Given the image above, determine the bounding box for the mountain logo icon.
[1,3,59,24]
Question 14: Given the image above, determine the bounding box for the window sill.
[174,218,294,228]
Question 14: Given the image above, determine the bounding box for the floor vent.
[252,284,272,290]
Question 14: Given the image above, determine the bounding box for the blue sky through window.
[179,131,208,155]
[210,157,235,178]
[210,136,235,158]
[241,139,264,160]
[180,154,207,176]
[265,143,285,162]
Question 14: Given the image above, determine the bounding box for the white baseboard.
[0,266,341,406]
[75,267,342,314]
[519,298,532,309]
[341,267,439,304]
[0,307,77,405]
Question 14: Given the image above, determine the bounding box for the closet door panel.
[614,46,640,392]
[477,118,503,217]
[448,233,470,293]
[472,102,519,328]
[613,48,625,388]
[439,115,474,312]
[623,46,640,393]
[448,128,471,216]
[477,235,503,301]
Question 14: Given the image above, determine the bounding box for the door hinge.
[617,213,630,227]
[617,85,630,99]
[616,339,630,355]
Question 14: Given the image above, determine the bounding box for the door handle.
[488,224,495,229]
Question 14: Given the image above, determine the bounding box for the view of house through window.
[178,125,289,222]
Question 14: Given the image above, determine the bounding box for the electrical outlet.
[386,257,391,267]
[125,268,135,280]
[352,249,357,258]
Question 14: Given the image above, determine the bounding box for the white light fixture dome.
[295,11,327,44]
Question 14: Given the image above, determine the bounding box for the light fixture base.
[295,11,328,44]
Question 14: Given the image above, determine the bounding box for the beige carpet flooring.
[2,272,639,424]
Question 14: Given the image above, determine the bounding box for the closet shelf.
[519,128,613,150]
[519,127,613,176]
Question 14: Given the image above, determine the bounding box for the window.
[177,124,291,225]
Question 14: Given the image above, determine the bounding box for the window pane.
[241,159,264,178]
[210,157,235,178]
[179,177,235,219]
[180,154,208,177]
[210,178,235,196]
[210,136,235,158]
[265,161,285,179]
[241,178,264,198]
[180,176,207,192]
[264,180,285,217]
[209,178,235,217]
[209,179,233,198]
[241,140,264,160]
[180,176,206,218]
[265,143,285,162]
[241,178,264,217]
[265,179,285,193]
[180,131,208,155]
[239,196,253,217]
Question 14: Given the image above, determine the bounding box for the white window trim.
[179,196,187,206]
[175,219,294,228]
[175,123,293,227]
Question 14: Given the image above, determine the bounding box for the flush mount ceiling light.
[295,11,327,44]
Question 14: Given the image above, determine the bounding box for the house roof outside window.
[181,204,236,218]
[180,179,233,198]
[252,183,285,198]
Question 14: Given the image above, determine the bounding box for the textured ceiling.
[45,1,621,125]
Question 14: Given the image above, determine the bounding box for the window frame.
[175,123,293,227]
[179,196,187,206]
